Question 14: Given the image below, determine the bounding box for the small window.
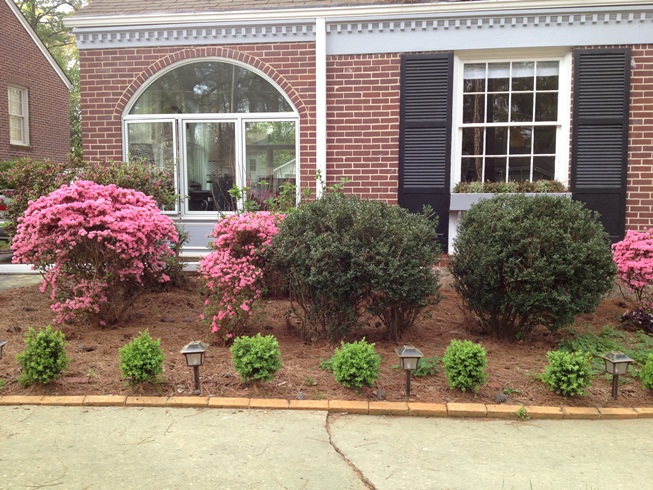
[8,86,29,146]
[458,59,566,183]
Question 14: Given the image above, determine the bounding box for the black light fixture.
[0,340,6,359]
[600,351,633,400]
[180,341,209,395]
[395,345,423,398]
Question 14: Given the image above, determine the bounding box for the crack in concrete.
[325,413,376,490]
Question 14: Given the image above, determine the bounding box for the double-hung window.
[8,85,29,146]
[453,52,571,186]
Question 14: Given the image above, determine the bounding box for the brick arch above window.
[114,46,306,118]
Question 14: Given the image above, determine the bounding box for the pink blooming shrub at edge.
[11,180,178,326]
[612,228,653,305]
[198,212,283,341]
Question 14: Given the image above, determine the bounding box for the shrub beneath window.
[332,339,382,389]
[270,193,441,341]
[453,179,567,194]
[230,333,283,384]
[450,195,615,340]
[16,326,70,386]
[542,350,593,397]
[442,339,488,393]
[119,330,165,385]
[640,354,653,391]
[11,180,179,327]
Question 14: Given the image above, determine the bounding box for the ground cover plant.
[11,180,178,327]
[450,194,616,340]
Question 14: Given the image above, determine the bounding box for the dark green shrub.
[542,350,593,397]
[270,193,441,341]
[443,339,488,392]
[230,333,283,383]
[16,326,70,386]
[119,330,165,385]
[450,195,615,340]
[640,354,653,390]
[332,338,382,388]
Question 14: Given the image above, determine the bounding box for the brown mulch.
[0,275,648,409]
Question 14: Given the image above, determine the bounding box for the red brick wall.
[79,44,317,194]
[626,46,653,230]
[0,0,70,163]
[326,54,400,203]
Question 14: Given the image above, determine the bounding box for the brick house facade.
[0,0,71,163]
[67,0,653,253]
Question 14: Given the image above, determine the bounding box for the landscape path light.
[180,341,209,395]
[395,345,423,398]
[600,351,633,400]
[0,340,6,359]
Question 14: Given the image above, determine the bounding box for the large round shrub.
[450,195,615,340]
[11,180,178,326]
[270,193,441,341]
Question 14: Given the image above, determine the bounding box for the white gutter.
[315,17,327,199]
[65,0,653,28]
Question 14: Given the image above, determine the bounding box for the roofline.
[65,0,653,28]
[5,0,72,90]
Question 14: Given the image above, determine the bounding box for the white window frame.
[8,85,29,146]
[451,48,572,190]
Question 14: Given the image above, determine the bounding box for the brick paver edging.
[0,395,649,420]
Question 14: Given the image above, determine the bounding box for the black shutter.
[399,53,453,252]
[572,48,630,243]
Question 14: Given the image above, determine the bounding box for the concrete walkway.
[1,405,651,490]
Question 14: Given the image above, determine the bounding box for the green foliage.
[230,333,283,383]
[515,405,530,420]
[450,195,616,340]
[271,193,441,341]
[318,357,335,372]
[452,180,567,194]
[412,355,441,377]
[542,350,593,397]
[332,339,382,389]
[16,326,70,386]
[118,330,165,385]
[443,340,488,393]
[640,355,653,390]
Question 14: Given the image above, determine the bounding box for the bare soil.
[0,274,649,408]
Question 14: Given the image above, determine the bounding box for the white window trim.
[8,85,29,146]
[451,48,572,191]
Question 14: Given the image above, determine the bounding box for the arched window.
[124,59,298,215]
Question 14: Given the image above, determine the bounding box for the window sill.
[9,144,32,150]
[450,192,572,211]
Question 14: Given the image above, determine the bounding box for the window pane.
[485,127,508,155]
[186,122,236,212]
[485,157,507,182]
[245,121,296,209]
[487,63,510,92]
[533,126,557,154]
[463,64,486,93]
[535,93,558,121]
[9,115,23,142]
[511,62,534,91]
[487,93,509,122]
[462,127,484,156]
[536,61,559,90]
[130,61,292,115]
[508,157,531,181]
[510,93,534,122]
[509,127,532,155]
[463,94,485,123]
[461,157,484,182]
[8,88,23,115]
[533,156,556,180]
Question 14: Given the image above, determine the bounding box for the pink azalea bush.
[613,228,653,305]
[11,180,178,326]
[198,212,284,341]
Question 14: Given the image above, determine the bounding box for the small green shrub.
[271,193,441,341]
[450,195,615,340]
[640,354,653,390]
[412,355,441,377]
[542,350,593,397]
[443,340,488,393]
[332,339,382,388]
[230,333,283,383]
[515,405,530,420]
[16,326,70,386]
[119,330,165,385]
